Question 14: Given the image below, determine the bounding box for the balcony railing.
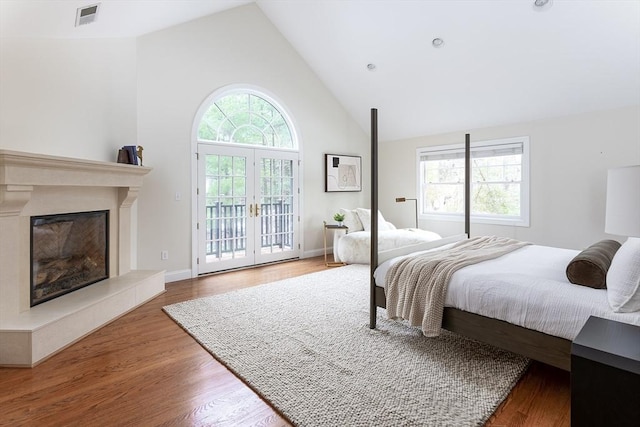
[206,201,293,256]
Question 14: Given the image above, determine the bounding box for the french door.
[197,144,299,274]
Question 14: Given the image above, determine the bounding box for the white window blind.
[420,142,523,163]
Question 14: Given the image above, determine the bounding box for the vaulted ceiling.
[1,0,639,141]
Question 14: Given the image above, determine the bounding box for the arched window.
[197,90,295,149]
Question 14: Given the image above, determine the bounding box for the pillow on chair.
[566,239,621,289]
[339,208,363,232]
[355,208,391,232]
[607,237,640,312]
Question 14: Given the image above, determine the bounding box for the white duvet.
[334,228,442,264]
[375,244,640,340]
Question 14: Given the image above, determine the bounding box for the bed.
[332,208,441,264]
[367,109,640,371]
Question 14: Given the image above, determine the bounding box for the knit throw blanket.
[386,236,531,337]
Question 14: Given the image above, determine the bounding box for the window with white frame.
[417,136,530,226]
[198,90,295,149]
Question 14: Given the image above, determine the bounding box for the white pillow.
[355,208,391,232]
[607,237,640,313]
[339,208,363,232]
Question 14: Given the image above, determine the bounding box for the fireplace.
[31,210,109,306]
[1,149,165,366]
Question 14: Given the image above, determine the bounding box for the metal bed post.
[465,133,470,238]
[370,108,378,329]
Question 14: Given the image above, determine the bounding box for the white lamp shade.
[605,165,640,237]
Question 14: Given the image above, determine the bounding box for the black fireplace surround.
[30,210,109,307]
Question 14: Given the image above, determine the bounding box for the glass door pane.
[255,151,299,264]
[198,145,255,274]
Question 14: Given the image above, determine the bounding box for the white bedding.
[375,244,640,340]
[334,228,442,264]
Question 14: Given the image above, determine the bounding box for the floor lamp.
[395,197,418,229]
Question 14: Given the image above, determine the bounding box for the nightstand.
[571,316,640,426]
[323,221,348,267]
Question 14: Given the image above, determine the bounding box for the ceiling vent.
[75,3,101,27]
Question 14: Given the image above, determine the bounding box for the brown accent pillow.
[566,240,622,289]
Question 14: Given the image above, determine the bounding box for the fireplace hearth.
[31,210,109,306]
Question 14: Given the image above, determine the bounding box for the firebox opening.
[30,210,109,307]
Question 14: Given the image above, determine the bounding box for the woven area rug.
[163,265,529,427]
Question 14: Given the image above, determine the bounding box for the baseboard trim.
[302,248,325,258]
[164,252,325,282]
[165,269,192,283]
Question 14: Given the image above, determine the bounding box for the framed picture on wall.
[325,154,362,192]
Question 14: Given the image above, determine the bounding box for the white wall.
[136,4,368,276]
[0,37,137,161]
[379,106,640,250]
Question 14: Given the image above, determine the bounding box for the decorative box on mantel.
[0,150,165,367]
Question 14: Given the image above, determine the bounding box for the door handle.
[249,204,253,217]
[255,203,260,216]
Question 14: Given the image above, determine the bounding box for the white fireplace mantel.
[0,150,165,367]
[0,149,151,216]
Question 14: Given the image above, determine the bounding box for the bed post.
[370,108,378,329]
[465,133,471,237]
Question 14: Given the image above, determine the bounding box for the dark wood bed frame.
[368,108,572,371]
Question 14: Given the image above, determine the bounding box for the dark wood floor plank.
[0,257,569,426]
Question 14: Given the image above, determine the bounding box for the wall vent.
[75,3,101,27]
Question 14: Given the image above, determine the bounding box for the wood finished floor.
[0,257,570,426]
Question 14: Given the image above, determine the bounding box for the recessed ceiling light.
[533,0,553,11]
[432,38,444,48]
[367,63,377,71]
